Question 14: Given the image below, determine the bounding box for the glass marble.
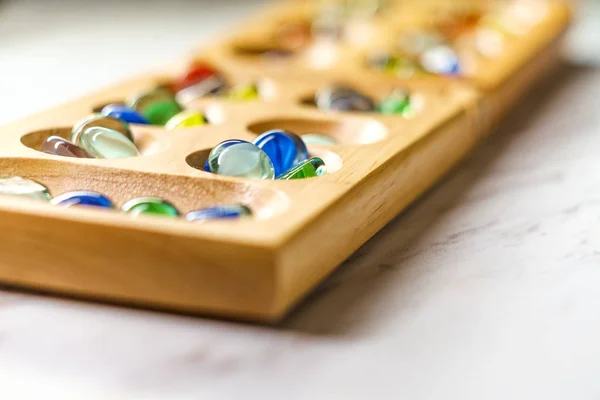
[300,133,338,146]
[101,104,150,125]
[186,204,252,222]
[279,157,327,180]
[122,197,179,217]
[419,45,461,75]
[0,177,51,201]
[41,136,93,158]
[193,139,242,172]
[164,110,207,130]
[79,127,140,159]
[367,53,419,78]
[208,140,275,180]
[51,191,113,208]
[316,85,376,112]
[227,83,259,101]
[252,129,308,178]
[174,64,223,93]
[378,89,413,116]
[71,115,134,145]
[175,75,228,105]
[129,89,183,126]
[174,64,227,104]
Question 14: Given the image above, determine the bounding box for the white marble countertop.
[1,1,600,399]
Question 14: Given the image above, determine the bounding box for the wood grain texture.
[0,0,572,321]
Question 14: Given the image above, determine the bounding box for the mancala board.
[0,0,572,322]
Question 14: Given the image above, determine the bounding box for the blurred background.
[0,0,597,126]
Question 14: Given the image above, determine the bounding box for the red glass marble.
[173,63,221,93]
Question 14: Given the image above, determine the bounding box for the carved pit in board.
[247,117,388,145]
[299,83,426,118]
[0,158,289,220]
[185,147,343,176]
[21,127,169,158]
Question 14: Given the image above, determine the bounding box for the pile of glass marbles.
[41,115,141,159]
[195,129,334,180]
[39,63,264,160]
[314,85,417,117]
[103,63,259,127]
[368,1,545,77]
[0,177,251,222]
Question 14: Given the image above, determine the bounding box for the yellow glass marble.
[227,83,259,101]
[164,110,207,130]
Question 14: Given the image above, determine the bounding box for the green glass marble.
[0,176,51,200]
[129,89,183,126]
[378,89,413,116]
[209,141,275,180]
[279,157,327,180]
[301,133,338,146]
[122,197,179,217]
[368,53,420,78]
[79,127,140,159]
[71,114,134,145]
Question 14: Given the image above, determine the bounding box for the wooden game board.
[0,0,572,321]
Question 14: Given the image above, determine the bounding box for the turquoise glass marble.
[315,85,376,112]
[79,127,140,159]
[252,129,308,178]
[71,114,134,145]
[0,177,51,201]
[208,140,275,180]
[419,45,461,75]
[186,204,252,222]
[279,157,327,180]
[122,197,179,217]
[200,139,243,172]
[101,104,150,125]
[301,133,338,146]
[51,191,113,208]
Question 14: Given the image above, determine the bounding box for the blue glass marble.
[101,104,150,125]
[252,129,308,178]
[51,191,113,208]
[203,159,211,172]
[186,204,252,222]
[419,46,461,76]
